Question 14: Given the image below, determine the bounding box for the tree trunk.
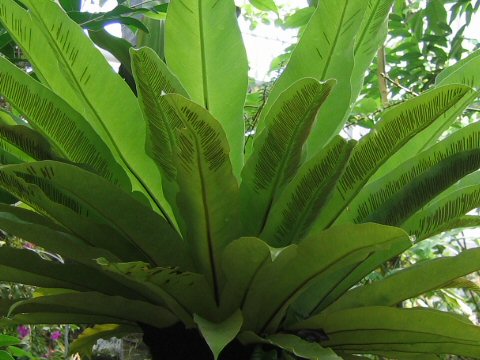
[140,323,254,360]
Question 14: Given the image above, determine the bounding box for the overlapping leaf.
[289,307,480,358]
[336,120,480,226]
[256,0,366,157]
[260,136,354,246]
[241,78,335,236]
[241,224,410,333]
[165,0,248,178]
[326,247,480,313]
[0,55,130,188]
[0,161,189,268]
[9,292,177,329]
[314,84,474,230]
[161,94,239,304]
[0,0,172,215]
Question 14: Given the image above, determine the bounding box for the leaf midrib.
[13,166,157,265]
[198,0,210,110]
[174,104,220,305]
[258,88,327,233]
[136,54,178,171]
[319,2,349,81]
[353,0,381,55]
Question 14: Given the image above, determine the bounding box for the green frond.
[326,247,480,313]
[161,94,239,304]
[241,78,335,236]
[339,121,480,226]
[402,184,480,240]
[260,136,354,246]
[290,307,480,358]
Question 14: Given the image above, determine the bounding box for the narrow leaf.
[401,183,480,240]
[350,0,394,100]
[256,0,366,157]
[164,94,240,304]
[260,136,354,246]
[289,307,480,358]
[0,55,130,188]
[0,161,188,268]
[0,204,120,264]
[241,78,335,236]
[165,0,248,178]
[9,292,177,329]
[242,224,410,333]
[130,46,188,185]
[316,84,474,230]
[337,121,480,226]
[325,247,480,313]
[0,0,172,214]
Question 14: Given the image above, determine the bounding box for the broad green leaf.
[401,183,480,240]
[242,224,410,333]
[0,204,121,264]
[441,215,480,233]
[350,0,394,100]
[315,84,474,230]
[220,237,272,316]
[0,312,127,326]
[0,351,14,360]
[59,0,81,12]
[256,0,366,158]
[0,161,189,268]
[289,307,480,358]
[0,247,145,300]
[9,292,177,329]
[165,0,248,178]
[0,0,172,216]
[374,57,480,178]
[325,247,480,313]
[241,78,335,236]
[0,55,130,189]
[443,277,480,294]
[249,0,278,13]
[436,48,480,89]
[70,324,140,357]
[163,94,240,303]
[0,335,20,347]
[0,0,83,110]
[0,123,57,162]
[194,310,243,360]
[337,121,480,226]
[130,46,188,187]
[431,170,480,201]
[289,226,410,318]
[266,334,341,360]
[260,136,355,246]
[6,346,35,360]
[98,259,216,325]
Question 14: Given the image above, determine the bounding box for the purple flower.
[17,325,30,339]
[50,330,62,341]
